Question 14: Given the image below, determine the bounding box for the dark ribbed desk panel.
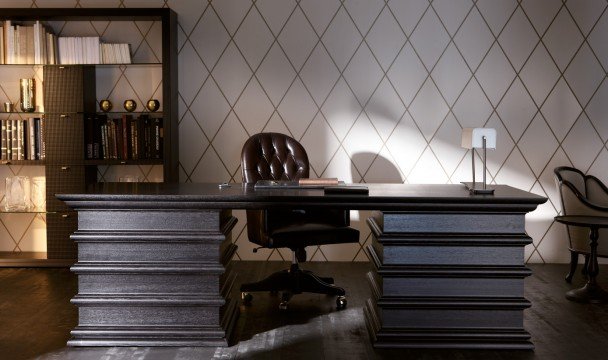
[68,208,239,347]
[365,210,533,349]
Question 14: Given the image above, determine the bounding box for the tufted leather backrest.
[242,132,309,184]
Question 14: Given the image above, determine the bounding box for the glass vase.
[5,176,30,211]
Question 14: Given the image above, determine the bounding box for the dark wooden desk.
[554,215,608,303]
[57,183,545,349]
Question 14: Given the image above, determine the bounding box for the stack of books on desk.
[255,178,339,189]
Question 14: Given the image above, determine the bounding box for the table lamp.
[461,128,496,195]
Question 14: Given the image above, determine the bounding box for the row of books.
[0,118,46,161]
[0,20,133,65]
[58,37,132,65]
[85,114,163,160]
[1,20,58,65]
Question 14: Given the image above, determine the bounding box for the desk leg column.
[364,210,533,349]
[68,209,239,347]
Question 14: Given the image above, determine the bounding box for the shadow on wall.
[348,153,403,255]
[351,152,403,183]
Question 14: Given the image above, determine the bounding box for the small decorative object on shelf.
[99,100,112,112]
[119,175,140,182]
[19,79,35,112]
[146,99,160,112]
[5,176,30,211]
[3,102,13,112]
[124,99,137,112]
[30,177,46,211]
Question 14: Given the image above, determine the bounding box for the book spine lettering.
[11,120,18,160]
[0,120,6,160]
[39,117,46,160]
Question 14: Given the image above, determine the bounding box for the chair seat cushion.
[268,223,359,249]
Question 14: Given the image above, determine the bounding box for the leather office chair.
[555,166,608,282]
[240,132,359,310]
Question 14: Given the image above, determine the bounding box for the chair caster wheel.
[336,296,347,309]
[279,291,291,310]
[241,292,253,305]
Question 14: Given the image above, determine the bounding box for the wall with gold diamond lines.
[0,0,607,264]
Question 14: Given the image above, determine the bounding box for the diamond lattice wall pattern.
[1,0,607,264]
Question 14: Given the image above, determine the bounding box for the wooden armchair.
[555,166,608,282]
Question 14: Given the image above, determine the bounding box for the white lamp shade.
[461,128,497,149]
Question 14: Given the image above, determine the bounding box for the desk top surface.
[57,183,546,211]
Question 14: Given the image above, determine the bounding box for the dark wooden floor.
[1,262,608,360]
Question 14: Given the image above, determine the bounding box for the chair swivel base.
[240,263,347,310]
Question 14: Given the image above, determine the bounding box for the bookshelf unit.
[0,8,178,266]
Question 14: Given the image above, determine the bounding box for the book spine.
[19,119,26,160]
[34,118,40,160]
[101,123,107,160]
[6,21,13,64]
[0,120,6,160]
[131,118,138,160]
[6,120,11,160]
[16,120,21,160]
[129,119,135,160]
[39,117,45,160]
[137,115,145,159]
[103,121,108,159]
[113,117,119,159]
[85,115,93,159]
[144,116,150,159]
[11,119,18,160]
[27,24,35,64]
[28,118,34,160]
[0,26,4,65]
[122,115,129,160]
[92,115,99,159]
[153,117,161,159]
[14,25,19,64]
[106,119,113,159]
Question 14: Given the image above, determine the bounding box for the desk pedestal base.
[365,211,534,350]
[68,209,239,347]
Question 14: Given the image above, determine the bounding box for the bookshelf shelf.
[84,159,163,166]
[1,111,164,115]
[0,159,44,165]
[0,63,161,66]
[0,8,178,265]
[0,111,44,115]
[96,111,164,115]
[0,209,54,214]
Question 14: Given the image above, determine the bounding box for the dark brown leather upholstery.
[242,132,309,183]
[240,133,358,307]
[242,132,358,252]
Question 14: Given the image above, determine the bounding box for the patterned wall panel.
[1,0,607,264]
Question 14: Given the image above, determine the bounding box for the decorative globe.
[146,99,160,112]
[124,99,137,112]
[99,99,112,112]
